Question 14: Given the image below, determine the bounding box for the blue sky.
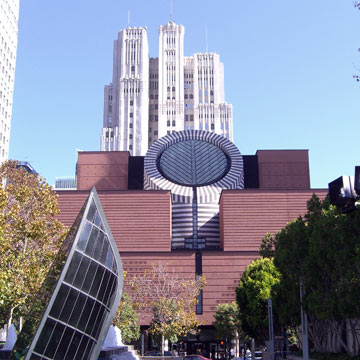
[9,0,360,188]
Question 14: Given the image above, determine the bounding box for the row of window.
[0,55,12,71]
[166,73,176,82]
[166,37,176,45]
[0,146,7,159]
[198,68,214,75]
[198,123,215,131]
[125,29,144,36]
[149,81,158,90]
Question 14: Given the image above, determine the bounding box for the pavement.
[279,356,315,360]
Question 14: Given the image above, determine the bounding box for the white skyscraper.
[0,0,19,163]
[101,21,233,155]
[101,26,149,156]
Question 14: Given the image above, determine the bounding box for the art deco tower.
[101,21,233,155]
[101,27,149,156]
[0,0,19,163]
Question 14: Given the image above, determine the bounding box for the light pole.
[299,279,309,360]
[267,298,274,360]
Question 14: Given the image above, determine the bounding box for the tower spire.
[205,24,208,53]
[170,0,173,21]
[128,9,130,26]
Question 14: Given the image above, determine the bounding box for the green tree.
[112,292,140,344]
[236,258,281,342]
[271,194,360,356]
[0,161,67,330]
[129,263,205,354]
[259,233,276,259]
[271,216,308,332]
[213,302,241,359]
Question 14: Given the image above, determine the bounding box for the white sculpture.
[2,324,17,351]
[102,326,140,360]
[103,325,125,349]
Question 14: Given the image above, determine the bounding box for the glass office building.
[11,187,123,360]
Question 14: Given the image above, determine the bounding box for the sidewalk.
[279,356,315,360]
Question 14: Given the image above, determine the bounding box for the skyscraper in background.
[0,0,19,163]
[101,21,233,156]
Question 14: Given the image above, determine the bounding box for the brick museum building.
[55,130,327,354]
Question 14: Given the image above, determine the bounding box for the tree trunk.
[7,307,13,330]
[161,334,165,356]
[234,330,239,357]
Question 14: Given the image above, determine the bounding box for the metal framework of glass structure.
[11,187,123,360]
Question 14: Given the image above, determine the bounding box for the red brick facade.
[55,149,328,327]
